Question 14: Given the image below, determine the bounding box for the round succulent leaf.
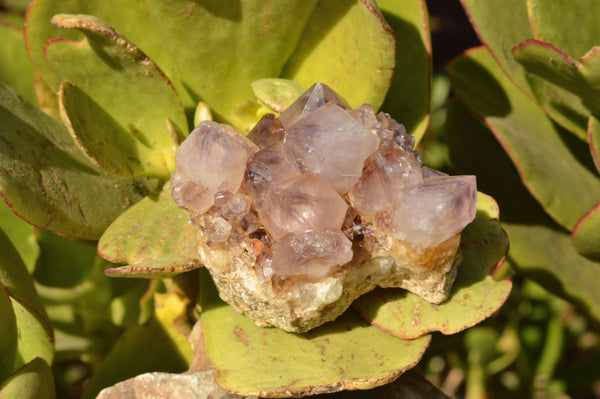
[590,114,600,173]
[0,287,18,382]
[513,40,600,116]
[459,0,534,95]
[572,202,600,262]
[45,14,187,178]
[0,228,54,370]
[353,192,511,340]
[144,0,319,131]
[378,0,431,144]
[525,74,589,141]
[0,200,39,273]
[281,0,395,113]
[0,357,55,399]
[251,78,306,113]
[198,270,431,397]
[0,22,36,104]
[0,82,159,240]
[527,0,600,59]
[506,222,600,322]
[98,182,200,268]
[33,71,61,121]
[24,0,186,104]
[448,46,600,230]
[81,293,191,399]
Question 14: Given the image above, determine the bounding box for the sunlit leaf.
[378,0,431,143]
[572,202,600,262]
[282,0,395,113]
[251,78,305,113]
[353,192,511,339]
[0,200,39,273]
[0,358,55,399]
[0,83,159,240]
[199,269,430,397]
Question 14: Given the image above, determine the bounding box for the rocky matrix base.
[171,83,477,333]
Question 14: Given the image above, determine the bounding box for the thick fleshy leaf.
[24,0,181,101]
[378,0,431,143]
[352,192,511,339]
[45,14,187,178]
[104,255,201,279]
[32,71,61,121]
[0,82,158,240]
[0,200,39,273]
[251,79,305,113]
[572,202,600,262]
[526,74,589,140]
[590,114,600,173]
[0,286,17,381]
[448,46,600,230]
[527,0,600,59]
[0,228,54,369]
[444,97,600,321]
[513,40,600,116]
[506,223,600,321]
[281,0,395,113]
[98,182,200,269]
[459,0,533,94]
[0,358,55,399]
[145,0,318,130]
[0,22,35,104]
[81,292,191,399]
[199,269,430,397]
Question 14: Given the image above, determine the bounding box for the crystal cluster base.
[172,83,476,333]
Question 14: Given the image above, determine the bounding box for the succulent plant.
[445,0,600,321]
[0,0,511,397]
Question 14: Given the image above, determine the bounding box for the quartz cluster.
[172,83,477,332]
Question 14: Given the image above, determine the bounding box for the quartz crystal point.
[171,83,477,333]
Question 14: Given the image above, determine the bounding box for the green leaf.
[378,0,431,143]
[352,192,511,339]
[0,228,54,370]
[0,22,36,104]
[460,0,534,94]
[506,223,600,322]
[199,269,430,397]
[0,200,39,273]
[24,0,183,103]
[572,202,600,262]
[448,46,600,230]
[513,40,600,117]
[281,0,395,113]
[590,114,600,173]
[45,14,187,179]
[104,255,201,279]
[527,0,600,59]
[0,286,17,382]
[251,79,305,113]
[98,182,200,269]
[0,358,55,399]
[81,294,191,399]
[145,0,318,130]
[0,82,158,240]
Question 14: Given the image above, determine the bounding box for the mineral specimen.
[171,83,477,332]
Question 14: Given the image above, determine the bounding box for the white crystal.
[391,175,477,248]
[260,174,348,241]
[283,104,380,193]
[271,230,353,278]
[278,82,351,129]
[171,121,258,214]
[349,147,423,216]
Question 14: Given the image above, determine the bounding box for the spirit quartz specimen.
[171,83,477,332]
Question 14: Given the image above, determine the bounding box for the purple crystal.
[391,175,477,248]
[283,104,380,193]
[271,230,353,278]
[259,173,348,241]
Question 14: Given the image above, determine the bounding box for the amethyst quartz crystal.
[171,83,477,332]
